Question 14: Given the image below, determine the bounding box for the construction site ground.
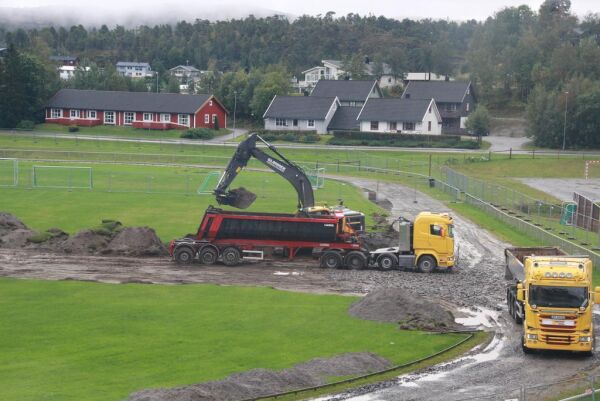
[1,177,599,401]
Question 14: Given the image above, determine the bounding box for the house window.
[124,112,135,125]
[89,110,97,119]
[178,114,190,126]
[143,113,153,122]
[276,118,288,127]
[466,103,470,112]
[212,114,217,123]
[70,109,80,118]
[51,108,62,118]
[389,122,397,131]
[428,121,432,131]
[446,104,457,112]
[161,113,170,122]
[403,122,415,131]
[209,100,213,106]
[430,224,443,236]
[307,119,315,128]
[293,119,298,127]
[204,114,209,124]
[429,105,432,113]
[370,121,379,130]
[104,111,115,124]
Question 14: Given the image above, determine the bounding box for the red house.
[45,89,228,130]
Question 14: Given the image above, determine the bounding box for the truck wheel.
[377,254,398,270]
[199,247,218,265]
[417,255,436,273]
[345,251,367,270]
[583,338,595,357]
[174,247,195,264]
[222,247,241,266]
[320,251,342,269]
[522,336,533,355]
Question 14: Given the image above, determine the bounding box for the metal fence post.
[591,375,596,401]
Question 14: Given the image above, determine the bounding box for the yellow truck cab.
[505,247,600,355]
[370,212,455,272]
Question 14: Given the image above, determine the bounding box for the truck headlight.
[580,336,591,343]
[527,334,537,340]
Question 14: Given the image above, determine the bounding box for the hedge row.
[250,130,320,143]
[181,128,215,140]
[328,131,479,149]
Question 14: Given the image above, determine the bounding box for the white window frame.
[403,121,415,131]
[51,108,62,118]
[209,100,213,106]
[204,114,210,124]
[389,121,397,131]
[307,119,314,128]
[178,114,190,127]
[70,109,80,118]
[466,102,470,112]
[143,113,153,122]
[104,111,115,125]
[124,112,135,125]
[276,118,288,127]
[161,113,170,122]
[370,121,379,131]
[88,110,97,119]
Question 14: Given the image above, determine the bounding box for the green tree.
[249,69,290,120]
[167,76,180,93]
[465,105,491,137]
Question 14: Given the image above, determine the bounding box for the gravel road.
[1,177,597,400]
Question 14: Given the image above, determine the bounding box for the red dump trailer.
[169,206,367,268]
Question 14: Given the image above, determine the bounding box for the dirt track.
[1,177,598,400]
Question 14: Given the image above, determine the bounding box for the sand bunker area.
[0,212,167,257]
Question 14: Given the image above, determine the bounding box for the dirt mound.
[1,228,36,248]
[106,227,167,256]
[362,215,397,251]
[349,288,456,331]
[126,352,390,401]
[0,212,27,236]
[62,230,109,254]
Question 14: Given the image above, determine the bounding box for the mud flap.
[218,187,257,209]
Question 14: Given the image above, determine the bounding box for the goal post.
[0,158,18,187]
[585,160,600,179]
[32,165,93,189]
[306,167,325,189]
[197,171,221,195]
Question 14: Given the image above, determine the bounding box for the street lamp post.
[562,91,569,151]
[233,90,237,130]
[155,72,159,93]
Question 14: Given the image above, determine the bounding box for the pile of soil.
[362,214,398,251]
[126,352,390,401]
[0,212,167,257]
[348,288,457,331]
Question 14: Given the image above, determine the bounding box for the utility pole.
[233,90,237,130]
[562,91,569,151]
[155,71,159,93]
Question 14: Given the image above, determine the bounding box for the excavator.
[213,133,365,232]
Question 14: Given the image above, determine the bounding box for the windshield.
[447,224,454,238]
[529,285,588,308]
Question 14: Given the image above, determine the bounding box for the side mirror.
[594,287,600,304]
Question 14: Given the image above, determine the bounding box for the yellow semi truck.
[370,212,456,272]
[505,247,600,356]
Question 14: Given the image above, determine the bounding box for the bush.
[328,131,479,149]
[181,128,215,140]
[16,120,35,130]
[249,130,320,143]
[68,126,79,133]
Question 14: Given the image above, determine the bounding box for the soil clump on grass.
[0,212,167,256]
[348,287,457,331]
[126,352,390,401]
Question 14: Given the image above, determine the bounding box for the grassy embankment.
[0,278,469,401]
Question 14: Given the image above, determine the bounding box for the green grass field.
[0,279,466,401]
[0,162,382,241]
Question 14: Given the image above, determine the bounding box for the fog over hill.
[0,3,292,29]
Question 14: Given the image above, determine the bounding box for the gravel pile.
[0,212,167,256]
[126,353,390,401]
[349,287,457,331]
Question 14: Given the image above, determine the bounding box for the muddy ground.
[1,177,598,401]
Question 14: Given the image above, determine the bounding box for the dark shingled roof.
[403,81,471,103]
[328,107,361,131]
[50,55,78,62]
[263,96,336,119]
[46,89,213,114]
[310,80,378,102]
[357,98,432,122]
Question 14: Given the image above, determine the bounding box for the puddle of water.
[273,271,302,276]
[455,306,500,329]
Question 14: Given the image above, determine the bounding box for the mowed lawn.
[0,163,383,241]
[0,279,466,401]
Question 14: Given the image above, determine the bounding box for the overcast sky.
[2,0,600,21]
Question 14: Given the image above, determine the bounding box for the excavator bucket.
[219,187,257,209]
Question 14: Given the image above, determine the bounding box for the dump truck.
[505,247,600,355]
[369,212,456,272]
[170,209,455,271]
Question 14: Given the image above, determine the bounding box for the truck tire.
[199,247,218,265]
[222,247,241,266]
[174,246,195,264]
[345,251,367,270]
[583,338,595,357]
[377,254,398,270]
[417,255,436,273]
[320,251,343,269]
[522,335,533,355]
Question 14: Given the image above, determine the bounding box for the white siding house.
[263,96,340,134]
[357,98,442,135]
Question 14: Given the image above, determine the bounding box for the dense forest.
[3,0,600,148]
